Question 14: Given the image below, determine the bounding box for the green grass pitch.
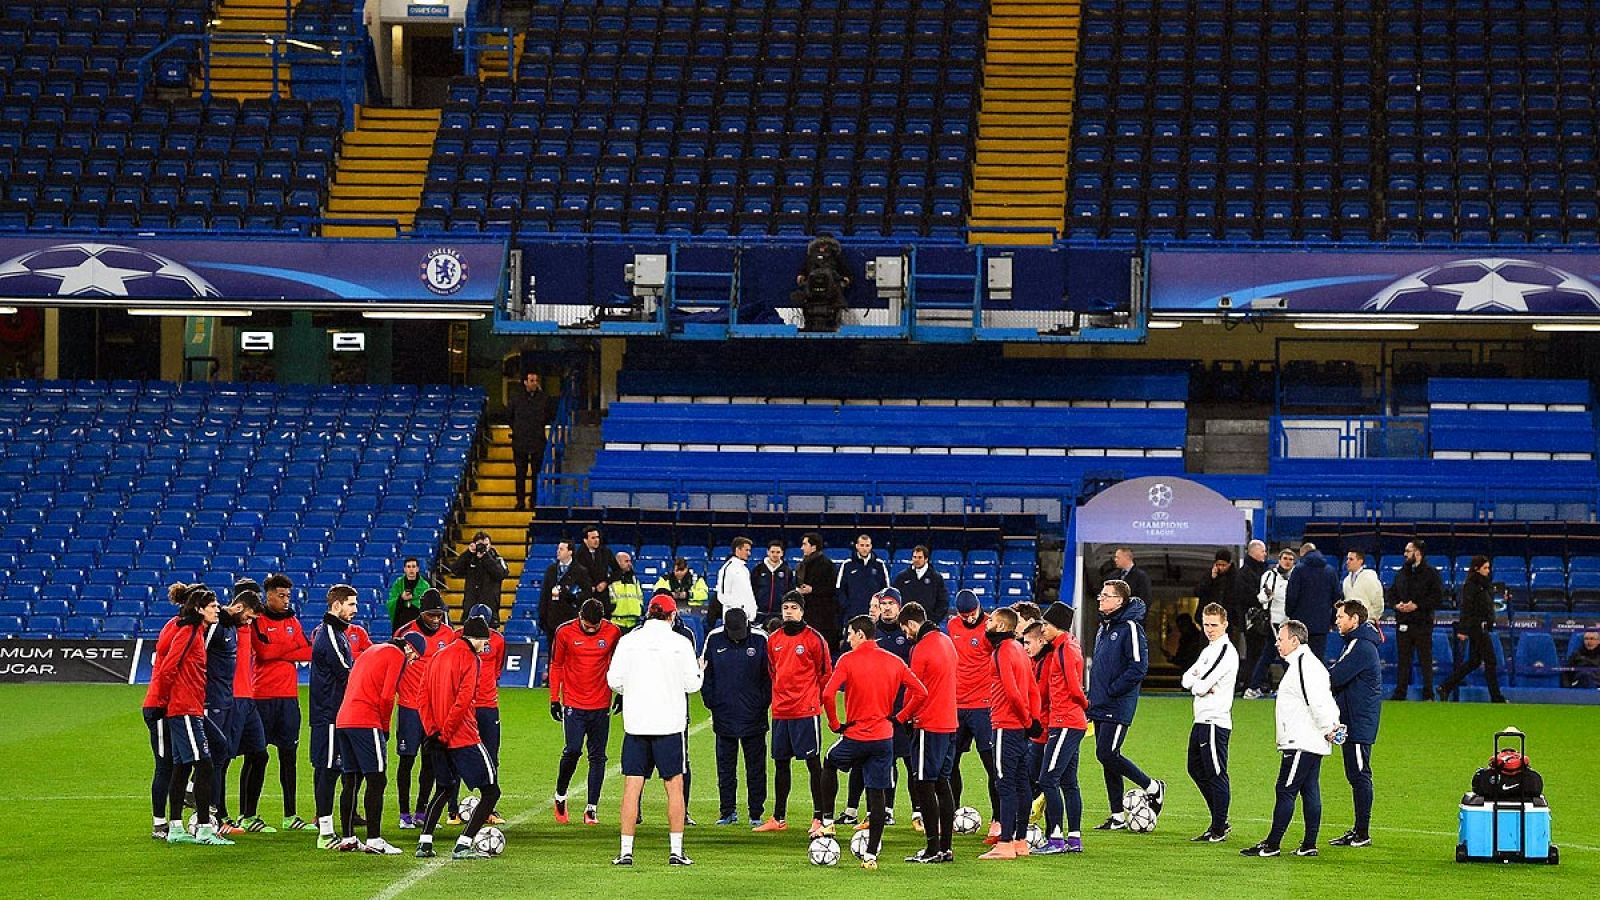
[5,685,1594,899]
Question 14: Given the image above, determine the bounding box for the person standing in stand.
[508,371,551,511]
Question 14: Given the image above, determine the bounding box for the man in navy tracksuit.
[1327,600,1382,849]
[1087,580,1166,829]
[309,585,358,848]
[1285,545,1341,656]
[835,534,891,629]
[700,608,771,827]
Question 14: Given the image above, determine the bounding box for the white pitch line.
[372,718,714,900]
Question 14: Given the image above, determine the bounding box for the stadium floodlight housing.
[361,310,486,320]
[128,307,252,317]
[625,254,668,299]
[1531,322,1600,332]
[1293,321,1419,331]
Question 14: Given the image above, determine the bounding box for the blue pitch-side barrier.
[498,235,1140,341]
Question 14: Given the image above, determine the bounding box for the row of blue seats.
[591,450,1182,491]
[1427,378,1590,407]
[603,402,1187,452]
[614,366,1190,402]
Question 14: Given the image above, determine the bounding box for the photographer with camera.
[792,233,855,333]
[452,530,510,621]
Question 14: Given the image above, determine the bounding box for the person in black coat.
[891,545,949,623]
[1389,539,1443,701]
[1236,541,1270,644]
[792,532,839,651]
[507,371,552,511]
[1194,548,1242,635]
[1439,556,1506,703]
[1111,547,1153,604]
[452,530,510,619]
[1328,601,1383,847]
[1284,544,1340,653]
[539,540,594,636]
[573,526,621,597]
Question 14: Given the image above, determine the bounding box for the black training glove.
[549,702,564,723]
[611,694,625,715]
[832,721,849,735]
[1026,719,1043,739]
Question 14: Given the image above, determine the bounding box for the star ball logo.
[1364,259,1600,313]
[1147,483,1173,509]
[0,243,220,297]
[421,247,468,295]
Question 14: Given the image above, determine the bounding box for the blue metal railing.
[132,32,366,104]
[538,370,581,504]
[1271,415,1430,460]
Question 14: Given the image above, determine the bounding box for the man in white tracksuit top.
[1182,602,1239,843]
[607,593,704,867]
[715,537,756,623]
[1241,619,1344,859]
[1340,550,1385,623]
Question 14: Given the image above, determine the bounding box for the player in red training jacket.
[415,617,497,860]
[980,607,1041,861]
[947,589,1002,838]
[150,585,231,846]
[817,615,927,870]
[548,598,622,826]
[249,573,314,831]
[334,632,424,854]
[1034,604,1089,854]
[391,589,457,828]
[141,583,185,840]
[896,601,959,863]
[761,591,833,837]
[465,604,508,825]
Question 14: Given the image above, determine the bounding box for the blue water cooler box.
[1456,796,1558,864]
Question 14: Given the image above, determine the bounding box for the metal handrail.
[132,31,366,103]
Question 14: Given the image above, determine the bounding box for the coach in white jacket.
[1182,602,1239,842]
[1241,619,1344,859]
[607,593,704,866]
[714,538,756,623]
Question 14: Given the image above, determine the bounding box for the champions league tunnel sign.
[1149,247,1600,318]
[0,236,509,311]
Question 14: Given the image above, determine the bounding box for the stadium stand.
[1067,0,1600,244]
[417,0,984,238]
[0,380,482,641]
[589,351,1189,519]
[0,95,343,233]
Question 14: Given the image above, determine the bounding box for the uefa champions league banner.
[1149,248,1600,315]
[0,236,509,306]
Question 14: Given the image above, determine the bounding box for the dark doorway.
[391,320,451,385]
